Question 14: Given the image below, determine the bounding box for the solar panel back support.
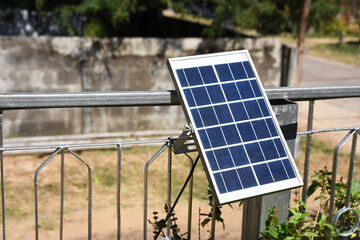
[167,50,303,205]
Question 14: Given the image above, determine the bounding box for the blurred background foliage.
[0,0,358,38]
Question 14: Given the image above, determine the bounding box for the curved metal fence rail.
[0,85,359,240]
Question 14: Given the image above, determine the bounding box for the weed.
[260,168,360,239]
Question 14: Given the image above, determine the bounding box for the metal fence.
[0,85,359,240]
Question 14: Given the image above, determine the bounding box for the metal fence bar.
[60,148,65,240]
[0,111,4,240]
[1,86,360,110]
[34,148,62,240]
[1,86,360,239]
[0,139,169,152]
[117,144,122,240]
[186,154,194,240]
[328,130,357,240]
[345,132,358,207]
[302,100,315,203]
[167,143,172,236]
[143,143,169,240]
[298,126,360,135]
[67,149,93,240]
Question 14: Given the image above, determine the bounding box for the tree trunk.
[295,0,312,86]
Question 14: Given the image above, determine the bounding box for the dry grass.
[0,139,359,239]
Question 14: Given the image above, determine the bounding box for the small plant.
[260,167,360,239]
[260,200,333,240]
[148,204,188,240]
[199,187,241,240]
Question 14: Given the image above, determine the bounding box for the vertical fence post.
[117,144,122,240]
[167,143,172,236]
[241,100,298,240]
[302,100,315,203]
[0,110,5,240]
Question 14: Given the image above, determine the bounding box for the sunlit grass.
[276,34,360,66]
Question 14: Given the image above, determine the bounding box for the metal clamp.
[173,124,197,154]
[333,206,360,237]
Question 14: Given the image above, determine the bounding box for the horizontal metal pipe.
[1,86,360,110]
[0,139,169,152]
[297,126,360,135]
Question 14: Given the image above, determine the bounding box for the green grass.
[276,35,360,66]
[309,41,360,66]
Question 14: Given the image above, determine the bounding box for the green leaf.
[201,218,210,228]
[351,180,360,194]
[303,232,318,237]
[267,227,279,238]
[285,237,295,240]
[314,195,326,200]
[307,180,321,198]
[323,223,334,229]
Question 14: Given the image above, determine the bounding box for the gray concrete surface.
[0,36,283,138]
[298,54,360,145]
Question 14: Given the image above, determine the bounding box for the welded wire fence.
[0,86,359,240]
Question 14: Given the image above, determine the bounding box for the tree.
[295,0,312,86]
[203,0,342,38]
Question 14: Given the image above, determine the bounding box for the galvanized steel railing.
[0,85,360,240]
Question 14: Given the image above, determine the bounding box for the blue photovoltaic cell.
[268,160,288,181]
[260,140,279,160]
[199,107,218,127]
[215,64,233,82]
[252,119,271,139]
[258,99,270,116]
[274,138,287,157]
[243,61,255,78]
[199,66,217,84]
[253,164,274,185]
[207,127,226,148]
[206,151,219,171]
[198,130,211,149]
[192,87,211,106]
[236,81,255,99]
[237,167,257,189]
[169,52,301,204]
[245,142,265,163]
[184,89,196,107]
[229,145,249,166]
[214,148,235,169]
[223,83,241,101]
[237,122,256,142]
[222,170,242,192]
[244,100,263,119]
[265,118,278,136]
[229,62,247,80]
[207,85,226,103]
[250,80,262,97]
[222,124,241,145]
[190,109,203,128]
[176,69,188,87]
[214,105,233,124]
[184,67,203,86]
[282,159,296,178]
[214,173,227,194]
[230,102,248,121]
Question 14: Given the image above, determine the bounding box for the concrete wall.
[0,36,283,137]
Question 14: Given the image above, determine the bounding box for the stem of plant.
[153,155,200,240]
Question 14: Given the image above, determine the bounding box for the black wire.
[153,155,200,240]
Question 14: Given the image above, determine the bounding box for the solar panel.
[167,50,303,205]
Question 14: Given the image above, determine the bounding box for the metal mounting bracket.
[173,124,197,154]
